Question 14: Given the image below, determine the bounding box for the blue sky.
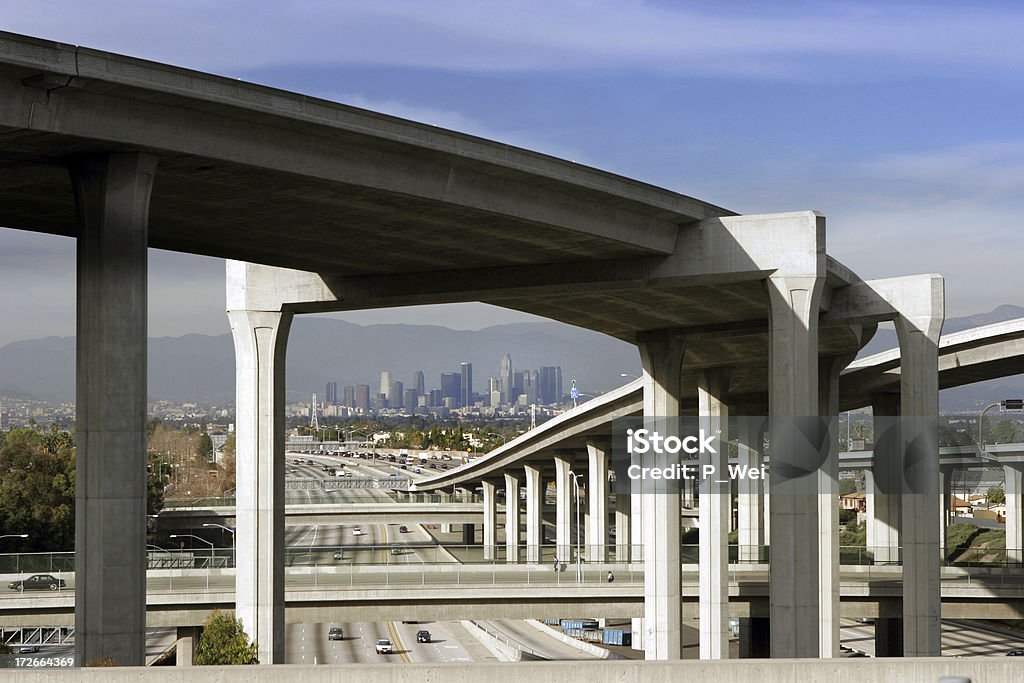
[2,1,1023,344]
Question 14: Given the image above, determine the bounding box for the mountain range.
[2,305,1023,412]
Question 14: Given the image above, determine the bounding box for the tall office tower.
[460,362,473,408]
[500,353,513,405]
[389,380,404,408]
[522,369,539,404]
[325,381,338,404]
[404,389,418,413]
[488,377,500,406]
[355,384,371,413]
[429,389,443,407]
[513,371,524,399]
[441,372,461,406]
[380,371,392,400]
[342,385,355,408]
[539,366,564,404]
[413,370,425,397]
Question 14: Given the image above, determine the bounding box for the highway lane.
[284,619,477,664]
[838,618,1024,657]
[476,619,602,660]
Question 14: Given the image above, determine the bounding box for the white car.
[352,528,363,536]
[375,638,393,654]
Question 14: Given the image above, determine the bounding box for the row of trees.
[0,421,226,552]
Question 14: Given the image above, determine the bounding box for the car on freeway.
[416,630,431,643]
[333,550,343,560]
[375,638,393,654]
[352,528,363,536]
[306,459,314,465]
[321,465,330,471]
[8,574,66,591]
[328,627,344,641]
[399,525,409,533]
[18,645,40,654]
[1007,649,1024,656]
[293,459,302,464]
[415,468,422,474]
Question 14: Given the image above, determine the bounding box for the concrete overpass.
[0,30,949,665]
[4,565,1024,629]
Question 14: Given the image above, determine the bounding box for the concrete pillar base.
[738,618,770,658]
[875,617,904,657]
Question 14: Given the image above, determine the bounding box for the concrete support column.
[638,331,685,661]
[482,480,497,560]
[1006,465,1024,564]
[896,294,943,657]
[737,419,764,563]
[697,367,731,660]
[587,440,610,562]
[176,626,202,666]
[504,473,521,563]
[738,618,771,659]
[72,152,157,667]
[817,356,844,658]
[228,308,293,665]
[875,617,904,657]
[615,490,631,562]
[525,464,542,563]
[940,465,954,559]
[870,392,901,565]
[767,270,825,659]
[554,453,574,563]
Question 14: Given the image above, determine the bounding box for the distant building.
[413,370,425,397]
[460,362,473,408]
[380,371,392,401]
[500,353,513,405]
[342,385,355,408]
[354,384,370,413]
[539,366,563,404]
[324,381,338,404]
[441,372,461,407]
[404,388,418,413]
[389,381,404,408]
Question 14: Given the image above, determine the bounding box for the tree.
[986,485,1006,506]
[989,419,1021,445]
[0,428,75,551]
[196,433,214,462]
[195,610,258,665]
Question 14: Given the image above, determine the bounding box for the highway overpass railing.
[6,545,1024,575]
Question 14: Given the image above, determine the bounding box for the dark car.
[328,627,344,641]
[1007,649,1024,656]
[399,525,409,533]
[8,574,66,591]
[416,630,431,643]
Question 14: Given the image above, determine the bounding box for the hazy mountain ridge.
[0,318,641,404]
[3,306,1023,411]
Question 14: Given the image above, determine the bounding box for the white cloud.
[3,1,1023,78]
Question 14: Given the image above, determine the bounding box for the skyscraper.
[539,366,563,404]
[413,370,425,397]
[441,372,461,406]
[460,362,473,408]
[500,353,513,405]
[342,385,355,408]
[324,381,338,404]
[380,371,392,400]
[390,380,404,408]
[355,384,370,413]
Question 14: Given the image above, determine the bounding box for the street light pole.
[170,533,215,568]
[202,523,236,566]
